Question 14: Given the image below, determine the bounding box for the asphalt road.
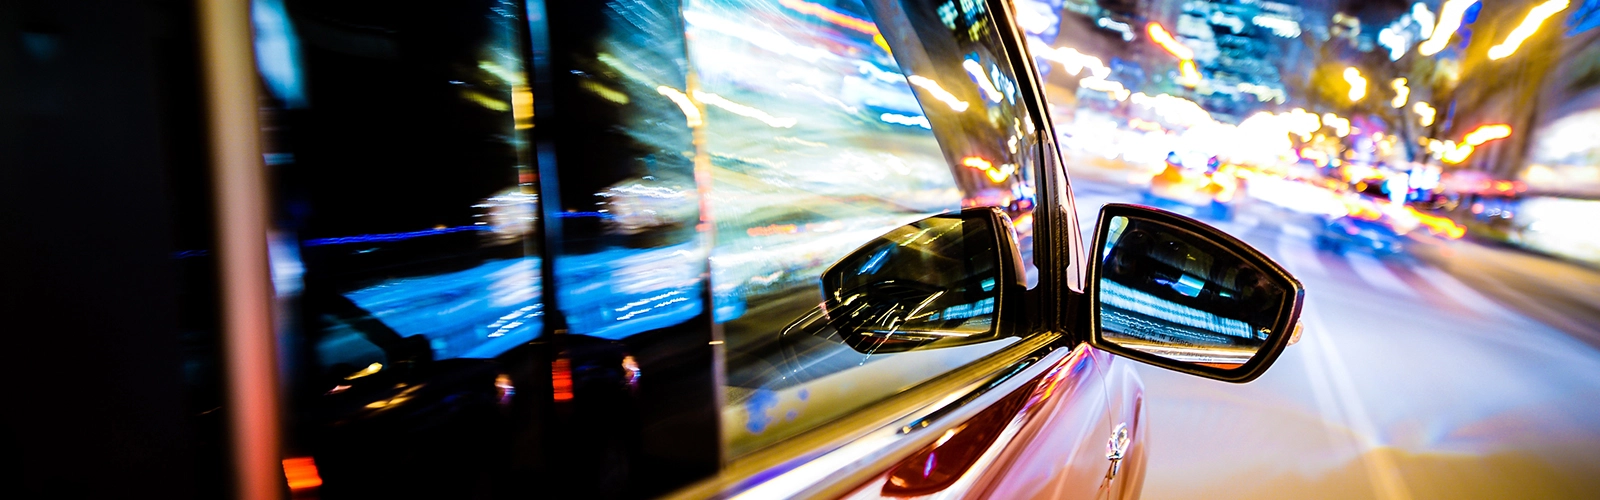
[1071,179,1600,500]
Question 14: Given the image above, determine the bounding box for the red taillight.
[282,457,323,492]
[552,357,574,402]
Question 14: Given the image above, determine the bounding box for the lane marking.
[1345,252,1420,299]
[1302,305,1415,500]
[1409,264,1525,323]
[1274,235,1328,278]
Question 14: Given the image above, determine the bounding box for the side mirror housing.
[1087,203,1304,383]
[781,207,1026,355]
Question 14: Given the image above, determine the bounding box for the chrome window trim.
[665,333,1067,499]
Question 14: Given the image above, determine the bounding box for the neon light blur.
[1146,22,1195,60]
[1391,78,1409,108]
[1488,0,1570,60]
[1464,124,1513,145]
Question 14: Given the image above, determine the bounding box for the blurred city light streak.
[1146,22,1195,60]
[1464,124,1513,144]
[907,75,971,111]
[963,60,1004,102]
[1413,2,1436,39]
[1488,0,1572,60]
[962,156,1015,183]
[1418,0,1479,56]
[1414,101,1437,126]
[1178,60,1201,88]
[880,112,932,129]
[1344,67,1367,102]
[656,86,704,127]
[692,91,798,128]
[1390,78,1410,108]
[778,0,879,36]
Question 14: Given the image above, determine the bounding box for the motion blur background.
[5,0,1600,498]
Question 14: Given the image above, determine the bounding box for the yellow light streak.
[1488,0,1570,60]
[1463,124,1512,145]
[1146,22,1194,60]
[1413,102,1436,126]
[1178,60,1201,88]
[1390,78,1409,108]
[656,86,703,127]
[907,75,970,112]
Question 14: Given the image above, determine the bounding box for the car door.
[661,0,1133,497]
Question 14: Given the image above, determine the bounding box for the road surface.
[1071,179,1600,499]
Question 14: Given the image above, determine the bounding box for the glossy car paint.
[835,344,1147,500]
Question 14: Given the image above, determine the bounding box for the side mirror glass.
[1089,204,1304,383]
[781,208,1025,355]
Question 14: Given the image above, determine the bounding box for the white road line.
[1409,264,1525,323]
[1302,306,1415,500]
[1345,252,1419,299]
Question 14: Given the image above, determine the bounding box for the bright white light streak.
[1418,0,1478,56]
[1344,67,1367,102]
[907,75,970,112]
[1390,78,1410,108]
[880,112,932,129]
[1488,0,1571,60]
[692,91,797,128]
[1413,3,1436,39]
[1323,113,1351,137]
[656,86,702,127]
[963,60,1004,102]
[1413,102,1436,126]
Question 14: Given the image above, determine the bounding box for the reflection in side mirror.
[781,208,1024,355]
[1089,204,1303,383]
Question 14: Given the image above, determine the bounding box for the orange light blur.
[1146,23,1194,60]
[552,357,574,401]
[282,457,323,492]
[1178,60,1200,87]
[780,0,880,36]
[1407,207,1466,239]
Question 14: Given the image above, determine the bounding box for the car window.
[255,0,540,474]
[686,0,1041,457]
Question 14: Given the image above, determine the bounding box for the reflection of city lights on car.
[1413,101,1436,126]
[907,75,970,112]
[1488,0,1570,60]
[692,90,797,128]
[961,156,1016,183]
[778,0,879,36]
[656,86,702,127]
[1418,0,1478,56]
[1390,78,1409,108]
[1146,22,1194,60]
[1343,67,1367,102]
[880,112,931,129]
[963,60,1004,103]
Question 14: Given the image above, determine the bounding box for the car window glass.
[686,0,1033,457]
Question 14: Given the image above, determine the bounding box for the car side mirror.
[780,207,1025,355]
[1087,203,1304,383]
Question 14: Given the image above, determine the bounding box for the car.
[9,0,1305,498]
[1143,154,1241,221]
[1316,214,1409,256]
